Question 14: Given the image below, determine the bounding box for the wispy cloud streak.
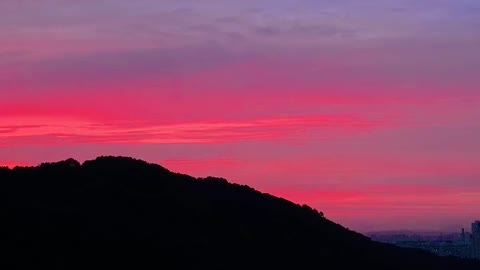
[0,114,379,146]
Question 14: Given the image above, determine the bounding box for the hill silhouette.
[1,156,478,269]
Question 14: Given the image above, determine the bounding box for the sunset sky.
[1,0,480,232]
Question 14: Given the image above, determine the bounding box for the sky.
[1,0,480,233]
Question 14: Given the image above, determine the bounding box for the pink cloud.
[0,114,381,147]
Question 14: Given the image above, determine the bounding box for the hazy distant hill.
[1,156,478,269]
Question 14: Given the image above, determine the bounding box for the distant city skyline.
[369,220,479,259]
[1,0,480,232]
[472,220,480,259]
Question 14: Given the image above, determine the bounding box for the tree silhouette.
[0,156,478,269]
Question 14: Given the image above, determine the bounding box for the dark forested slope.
[0,157,478,269]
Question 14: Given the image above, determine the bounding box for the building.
[472,221,480,259]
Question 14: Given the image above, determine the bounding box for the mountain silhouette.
[1,156,478,269]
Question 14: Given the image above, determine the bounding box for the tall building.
[472,221,480,259]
